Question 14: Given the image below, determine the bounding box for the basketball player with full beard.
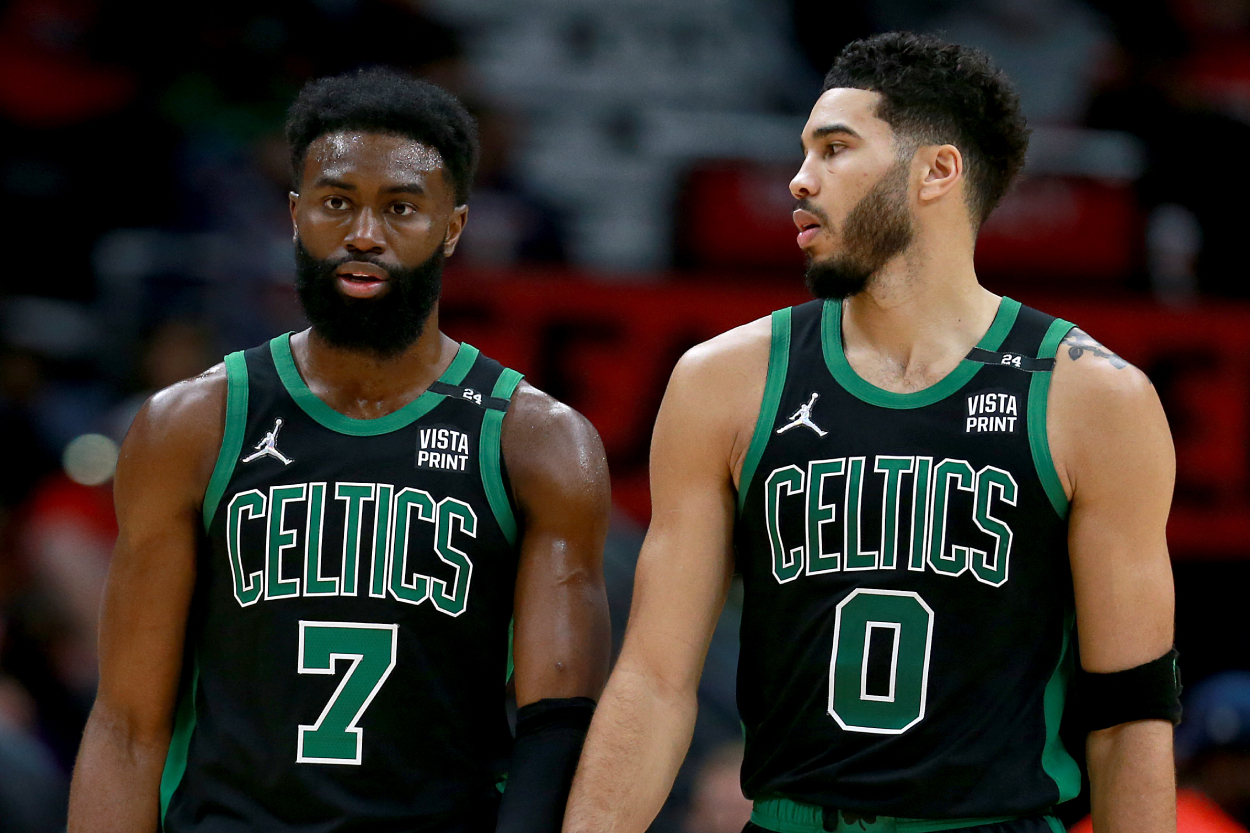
[69,68,611,833]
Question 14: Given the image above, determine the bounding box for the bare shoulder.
[1047,327,1173,498]
[671,314,772,394]
[661,315,773,476]
[118,363,228,512]
[661,314,772,439]
[140,362,228,432]
[500,381,610,507]
[1050,327,1159,416]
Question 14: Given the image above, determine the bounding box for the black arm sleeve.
[495,697,596,833]
[1077,647,1182,731]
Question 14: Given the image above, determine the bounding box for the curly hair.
[823,32,1029,226]
[285,67,479,205]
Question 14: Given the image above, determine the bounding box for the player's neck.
[289,308,460,419]
[838,247,1000,393]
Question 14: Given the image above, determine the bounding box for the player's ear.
[442,205,468,256]
[917,144,963,205]
[289,192,300,242]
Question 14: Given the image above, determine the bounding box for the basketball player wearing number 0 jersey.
[565,32,1178,833]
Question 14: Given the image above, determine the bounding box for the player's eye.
[391,203,416,216]
[324,196,349,210]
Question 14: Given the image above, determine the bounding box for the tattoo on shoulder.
[1062,328,1129,370]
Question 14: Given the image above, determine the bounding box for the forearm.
[563,664,699,833]
[68,704,170,833]
[1086,720,1175,833]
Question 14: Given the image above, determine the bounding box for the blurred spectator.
[105,318,216,440]
[929,0,1116,126]
[1171,0,1250,123]
[684,741,753,833]
[455,103,571,267]
[1069,671,1250,832]
[1174,671,1250,830]
[0,615,70,832]
[18,472,116,705]
[1087,0,1250,297]
[2,297,113,454]
[0,0,177,303]
[0,345,60,546]
[13,318,212,726]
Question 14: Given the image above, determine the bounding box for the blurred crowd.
[4,0,1250,830]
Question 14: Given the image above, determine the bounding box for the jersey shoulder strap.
[466,352,524,545]
[1005,302,1077,519]
[736,302,819,514]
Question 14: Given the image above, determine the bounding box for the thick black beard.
[294,240,444,359]
[804,159,914,300]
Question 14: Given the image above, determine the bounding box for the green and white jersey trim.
[160,661,200,828]
[271,334,478,436]
[202,351,250,532]
[1040,611,1082,802]
[822,297,1021,410]
[481,368,524,547]
[738,308,793,514]
[1026,318,1076,519]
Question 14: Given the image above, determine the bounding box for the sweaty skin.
[563,88,1175,833]
[67,132,612,832]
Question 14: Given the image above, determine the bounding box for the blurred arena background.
[3,0,1250,830]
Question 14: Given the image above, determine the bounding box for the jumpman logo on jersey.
[242,418,293,465]
[776,392,828,437]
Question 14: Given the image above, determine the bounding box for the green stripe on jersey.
[738,308,792,514]
[821,297,1021,410]
[203,351,249,531]
[159,660,200,828]
[270,333,478,436]
[481,368,524,547]
[481,370,524,690]
[1027,318,1075,519]
[1040,611,1082,802]
[750,796,1027,833]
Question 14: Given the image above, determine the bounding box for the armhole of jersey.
[736,308,792,515]
[1027,319,1075,520]
[159,659,200,827]
[481,367,525,547]
[202,351,249,532]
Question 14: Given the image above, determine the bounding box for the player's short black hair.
[285,67,479,205]
[823,32,1029,226]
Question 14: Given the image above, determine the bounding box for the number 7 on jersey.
[297,621,398,765]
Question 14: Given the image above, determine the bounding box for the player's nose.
[345,209,386,254]
[790,156,819,200]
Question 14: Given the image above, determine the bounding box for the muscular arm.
[504,383,613,707]
[563,320,769,833]
[494,383,611,833]
[67,369,225,833]
[1049,329,1177,833]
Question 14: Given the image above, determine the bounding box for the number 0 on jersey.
[829,589,934,734]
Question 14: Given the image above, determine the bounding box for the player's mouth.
[335,262,391,299]
[793,209,824,248]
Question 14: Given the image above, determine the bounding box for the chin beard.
[294,240,444,358]
[804,255,876,301]
[803,159,914,301]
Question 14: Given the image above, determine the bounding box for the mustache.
[795,198,830,226]
[315,251,394,276]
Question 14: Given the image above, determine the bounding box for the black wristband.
[1077,647,1182,731]
[495,697,596,833]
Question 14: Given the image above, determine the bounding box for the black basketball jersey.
[734,297,1082,820]
[159,334,524,833]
